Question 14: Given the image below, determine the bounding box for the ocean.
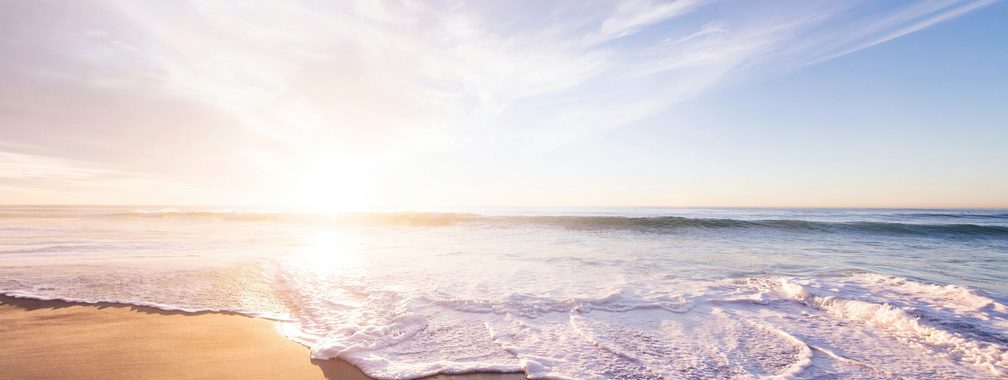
[1,206,1006,379]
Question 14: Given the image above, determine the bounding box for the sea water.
[1,206,1006,379]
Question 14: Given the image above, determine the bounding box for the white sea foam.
[764,277,1008,376]
[269,271,1007,378]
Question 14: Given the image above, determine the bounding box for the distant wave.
[892,212,1008,219]
[123,208,284,221]
[497,216,1008,236]
[123,209,481,225]
[100,210,1008,236]
[0,208,994,237]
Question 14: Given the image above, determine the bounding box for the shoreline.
[0,295,526,380]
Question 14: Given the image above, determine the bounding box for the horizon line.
[2,204,1007,211]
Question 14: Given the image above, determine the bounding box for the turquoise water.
[1,206,1006,378]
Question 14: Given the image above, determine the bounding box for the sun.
[288,159,375,213]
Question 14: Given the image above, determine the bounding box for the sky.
[1,0,1006,210]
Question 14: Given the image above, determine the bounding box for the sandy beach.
[0,295,525,380]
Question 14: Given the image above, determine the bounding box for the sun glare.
[289,160,375,213]
[296,231,364,276]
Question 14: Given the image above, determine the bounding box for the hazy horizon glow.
[2,0,1006,209]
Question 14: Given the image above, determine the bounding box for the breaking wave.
[109,210,1008,237]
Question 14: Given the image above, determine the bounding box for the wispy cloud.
[0,151,117,180]
[799,0,999,66]
[589,0,705,44]
[0,0,997,204]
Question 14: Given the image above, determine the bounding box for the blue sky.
[0,0,1005,208]
[543,2,1008,207]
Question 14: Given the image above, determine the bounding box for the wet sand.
[0,295,525,380]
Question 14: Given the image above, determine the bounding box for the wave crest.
[113,210,1008,237]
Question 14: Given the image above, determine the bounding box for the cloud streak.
[0,0,997,205]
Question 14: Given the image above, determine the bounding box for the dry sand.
[0,295,525,380]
